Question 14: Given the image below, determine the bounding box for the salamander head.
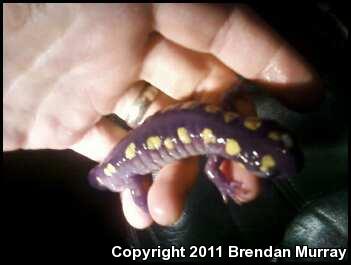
[240,118,304,180]
[253,144,304,180]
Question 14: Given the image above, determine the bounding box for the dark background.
[2,3,348,263]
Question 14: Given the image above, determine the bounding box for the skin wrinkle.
[4,4,76,97]
[71,118,128,162]
[6,71,64,149]
[176,58,212,102]
[99,10,154,114]
[21,29,85,148]
[256,43,285,82]
[82,85,103,118]
[28,57,111,146]
[4,5,79,149]
[47,116,84,149]
[208,5,236,60]
[211,5,282,79]
[140,36,207,100]
[88,67,134,115]
[192,66,213,102]
[65,82,101,127]
[22,4,152,148]
[3,105,28,149]
[201,4,232,49]
[192,60,226,104]
[151,3,160,26]
[3,4,31,33]
[142,36,234,105]
[193,56,237,104]
[41,5,153,117]
[79,63,133,114]
[162,4,234,54]
[150,4,159,33]
[26,72,102,148]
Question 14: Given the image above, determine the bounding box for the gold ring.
[125,82,159,128]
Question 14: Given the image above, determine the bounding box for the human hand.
[3,3,323,229]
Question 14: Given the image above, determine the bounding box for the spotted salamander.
[88,99,303,212]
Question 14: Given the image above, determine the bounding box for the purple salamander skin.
[88,101,303,211]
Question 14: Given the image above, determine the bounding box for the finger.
[140,34,239,104]
[120,189,153,229]
[114,33,255,125]
[70,116,127,162]
[148,157,198,226]
[153,3,323,109]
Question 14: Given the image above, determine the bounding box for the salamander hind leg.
[125,174,152,213]
[205,155,242,204]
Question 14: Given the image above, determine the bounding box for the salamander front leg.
[205,155,242,204]
[125,174,152,213]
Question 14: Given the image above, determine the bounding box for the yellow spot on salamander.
[259,155,276,172]
[224,112,238,123]
[200,128,216,144]
[244,117,262,130]
[225,138,241,156]
[146,136,162,150]
[125,142,136,160]
[104,163,116,177]
[177,127,192,144]
[268,131,281,141]
[205,104,220,113]
[164,138,175,150]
